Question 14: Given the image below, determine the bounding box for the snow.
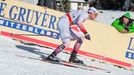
[0,35,134,75]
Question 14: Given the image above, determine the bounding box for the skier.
[44,7,98,64]
[112,12,134,33]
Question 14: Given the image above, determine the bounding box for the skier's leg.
[45,16,71,62]
[72,38,83,52]
[69,38,84,64]
[53,39,70,55]
[45,39,70,62]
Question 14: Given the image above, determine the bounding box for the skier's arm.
[78,21,91,40]
[78,21,87,34]
[112,19,125,32]
[77,12,91,40]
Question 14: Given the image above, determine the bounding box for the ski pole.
[10,33,52,37]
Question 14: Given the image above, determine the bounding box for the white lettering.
[16,23,21,29]
[22,25,27,30]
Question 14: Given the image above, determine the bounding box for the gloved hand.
[85,33,91,40]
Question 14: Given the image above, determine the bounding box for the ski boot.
[45,53,60,62]
[69,51,83,64]
[44,44,65,62]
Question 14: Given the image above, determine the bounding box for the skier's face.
[89,13,98,20]
[122,17,129,24]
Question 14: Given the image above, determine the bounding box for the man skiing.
[44,7,98,64]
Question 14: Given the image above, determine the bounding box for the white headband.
[88,7,98,13]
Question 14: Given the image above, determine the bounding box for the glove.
[85,33,91,40]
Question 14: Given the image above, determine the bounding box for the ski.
[62,60,111,73]
[16,55,111,73]
[16,55,94,71]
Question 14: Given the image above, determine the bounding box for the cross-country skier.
[44,7,98,64]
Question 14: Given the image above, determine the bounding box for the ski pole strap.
[66,12,72,25]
